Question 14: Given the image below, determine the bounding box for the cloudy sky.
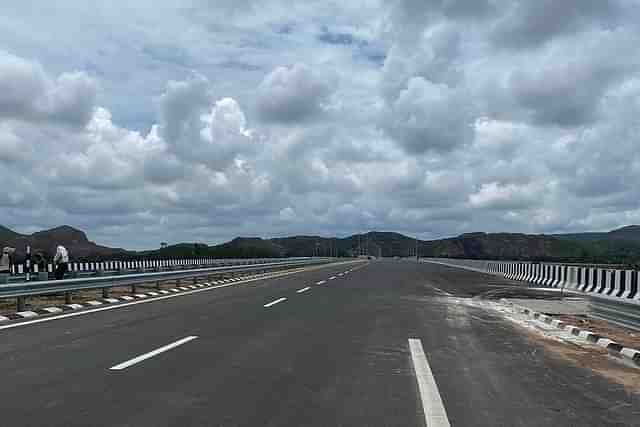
[1,1,640,249]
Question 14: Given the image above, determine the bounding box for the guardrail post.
[102,287,109,298]
[131,284,137,294]
[192,276,197,285]
[65,292,71,304]
[17,296,26,312]
[156,280,161,290]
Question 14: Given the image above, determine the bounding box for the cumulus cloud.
[0,51,97,126]
[2,1,640,247]
[469,182,537,210]
[256,63,334,123]
[159,75,259,170]
[384,77,472,153]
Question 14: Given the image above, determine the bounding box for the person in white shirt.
[53,245,69,280]
[0,247,15,284]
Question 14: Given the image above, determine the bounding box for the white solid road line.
[296,287,311,294]
[408,338,451,427]
[264,297,287,308]
[316,280,326,285]
[110,336,198,371]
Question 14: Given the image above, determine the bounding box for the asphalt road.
[0,260,637,426]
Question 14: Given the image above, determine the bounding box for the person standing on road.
[0,247,16,284]
[53,245,69,280]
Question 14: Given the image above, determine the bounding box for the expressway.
[0,260,637,426]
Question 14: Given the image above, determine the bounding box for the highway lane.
[0,260,637,426]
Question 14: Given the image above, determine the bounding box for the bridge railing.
[3,257,312,283]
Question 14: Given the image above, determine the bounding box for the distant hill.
[145,238,287,259]
[420,232,640,265]
[0,225,129,262]
[556,225,640,244]
[3,224,640,266]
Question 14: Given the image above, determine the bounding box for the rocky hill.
[4,224,640,265]
[0,225,129,261]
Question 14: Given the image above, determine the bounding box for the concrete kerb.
[500,298,640,367]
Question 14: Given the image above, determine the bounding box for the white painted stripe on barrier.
[621,348,640,360]
[16,311,38,318]
[42,307,64,313]
[104,298,120,303]
[578,330,596,340]
[86,301,103,306]
[66,304,84,309]
[596,338,616,348]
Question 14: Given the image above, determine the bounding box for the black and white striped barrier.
[432,259,640,302]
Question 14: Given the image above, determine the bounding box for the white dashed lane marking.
[264,297,287,308]
[409,338,451,427]
[110,336,198,371]
[316,280,326,285]
[296,287,311,294]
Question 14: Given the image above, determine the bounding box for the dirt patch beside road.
[519,324,640,395]
[555,314,640,350]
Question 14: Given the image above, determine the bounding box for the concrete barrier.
[422,258,640,306]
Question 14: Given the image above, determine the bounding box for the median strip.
[109,336,198,370]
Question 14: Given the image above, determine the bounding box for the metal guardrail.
[3,257,313,283]
[590,295,640,331]
[1,258,333,311]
